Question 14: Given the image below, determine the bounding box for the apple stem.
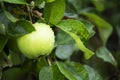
[47,57,52,66]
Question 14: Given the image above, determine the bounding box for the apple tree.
[0,0,120,80]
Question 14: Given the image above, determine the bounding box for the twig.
[26,5,32,23]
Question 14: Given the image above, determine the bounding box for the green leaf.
[52,64,65,80]
[82,13,113,45]
[39,66,53,80]
[114,51,120,67]
[87,55,117,79]
[34,0,44,7]
[84,65,103,80]
[0,24,6,35]
[36,57,48,74]
[7,20,35,36]
[7,37,20,53]
[2,68,25,80]
[55,30,76,60]
[3,0,27,4]
[8,51,22,66]
[96,46,117,66]
[65,1,78,19]
[57,61,89,80]
[56,19,94,59]
[91,0,105,12]
[0,12,10,29]
[66,0,82,13]
[45,0,55,3]
[57,62,77,80]
[56,30,74,45]
[21,59,35,73]
[0,51,12,68]
[56,19,89,41]
[0,35,8,52]
[69,33,94,59]
[4,10,18,22]
[80,20,95,38]
[55,44,75,60]
[44,0,65,25]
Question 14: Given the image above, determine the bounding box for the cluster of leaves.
[0,0,120,80]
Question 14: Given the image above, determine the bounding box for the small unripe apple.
[17,23,55,59]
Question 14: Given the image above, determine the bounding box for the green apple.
[17,23,55,59]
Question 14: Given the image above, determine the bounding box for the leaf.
[0,12,10,29]
[57,61,89,80]
[8,51,22,66]
[56,19,94,59]
[39,66,53,80]
[55,44,75,60]
[65,3,78,19]
[0,51,12,68]
[52,64,65,80]
[69,33,94,59]
[55,30,76,60]
[21,59,35,73]
[7,37,21,53]
[44,0,65,25]
[82,13,113,45]
[7,20,35,36]
[113,51,120,68]
[0,24,6,35]
[87,55,117,79]
[67,0,82,13]
[56,19,89,41]
[3,0,27,4]
[2,68,25,80]
[80,20,95,38]
[91,0,105,12]
[36,57,48,73]
[45,0,55,3]
[0,35,8,52]
[4,10,18,22]
[57,62,77,80]
[84,65,103,80]
[96,46,117,66]
[34,0,44,7]
[56,30,74,45]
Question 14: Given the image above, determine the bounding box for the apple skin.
[17,23,55,59]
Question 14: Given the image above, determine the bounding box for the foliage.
[0,0,120,80]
